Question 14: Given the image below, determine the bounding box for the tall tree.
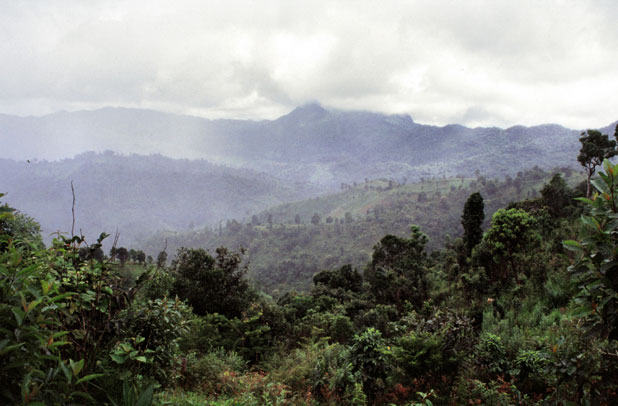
[156,250,168,268]
[170,247,255,318]
[364,225,429,310]
[540,173,573,217]
[474,208,539,284]
[461,192,484,256]
[116,247,129,266]
[578,129,617,197]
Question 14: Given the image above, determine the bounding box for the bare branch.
[71,181,76,237]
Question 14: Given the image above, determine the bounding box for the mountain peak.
[282,103,328,121]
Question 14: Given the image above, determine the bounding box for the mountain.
[2,104,612,187]
[0,152,318,246]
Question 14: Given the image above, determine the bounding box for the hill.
[138,166,583,293]
[1,104,612,187]
[0,152,319,245]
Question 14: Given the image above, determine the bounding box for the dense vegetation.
[3,129,618,405]
[141,166,581,293]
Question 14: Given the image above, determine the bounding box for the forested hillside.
[0,152,318,244]
[140,166,583,292]
[3,151,618,404]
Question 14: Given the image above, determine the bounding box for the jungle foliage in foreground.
[5,120,618,405]
[3,158,618,405]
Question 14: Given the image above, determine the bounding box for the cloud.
[0,0,617,128]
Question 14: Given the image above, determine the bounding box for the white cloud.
[0,0,617,128]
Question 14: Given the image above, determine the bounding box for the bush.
[112,297,191,386]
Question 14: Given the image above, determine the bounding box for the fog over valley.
[3,2,618,404]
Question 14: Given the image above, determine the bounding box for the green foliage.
[540,173,575,218]
[313,265,362,293]
[1,153,613,405]
[474,208,539,285]
[138,266,175,300]
[578,129,617,196]
[461,192,484,256]
[393,309,474,386]
[142,168,575,293]
[114,297,190,386]
[365,226,429,310]
[350,328,392,401]
[171,247,256,318]
[0,237,95,404]
[564,158,618,339]
[182,349,247,394]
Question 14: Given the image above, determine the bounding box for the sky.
[1,0,617,129]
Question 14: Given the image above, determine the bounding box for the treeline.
[141,166,581,293]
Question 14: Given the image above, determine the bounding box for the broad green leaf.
[135,382,154,406]
[12,308,24,326]
[50,293,74,303]
[563,240,582,251]
[110,354,125,364]
[69,359,84,376]
[571,305,593,318]
[0,343,23,356]
[591,178,611,195]
[59,361,72,383]
[75,373,104,384]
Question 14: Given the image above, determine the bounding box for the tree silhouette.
[461,192,485,256]
[578,129,617,197]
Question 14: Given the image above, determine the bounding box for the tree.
[116,247,129,266]
[170,247,255,318]
[540,173,573,217]
[136,250,146,264]
[578,129,617,197]
[311,213,321,225]
[344,212,354,224]
[565,159,618,339]
[294,214,301,224]
[364,226,429,310]
[461,192,484,256]
[156,250,168,268]
[474,208,539,284]
[313,264,363,292]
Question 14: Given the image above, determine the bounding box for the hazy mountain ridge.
[0,152,319,245]
[2,104,613,187]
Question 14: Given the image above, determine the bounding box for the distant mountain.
[0,152,318,246]
[2,104,613,187]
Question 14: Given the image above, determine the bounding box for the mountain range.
[3,104,614,187]
[1,103,615,247]
[0,152,316,246]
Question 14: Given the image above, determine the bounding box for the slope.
[139,166,583,293]
[0,152,319,246]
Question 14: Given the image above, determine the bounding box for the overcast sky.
[1,0,617,128]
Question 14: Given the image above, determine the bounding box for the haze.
[2,0,618,129]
